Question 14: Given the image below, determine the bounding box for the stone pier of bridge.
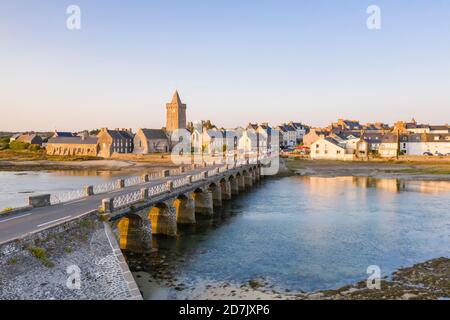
[107,162,265,250]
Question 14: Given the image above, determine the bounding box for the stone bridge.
[102,162,262,252]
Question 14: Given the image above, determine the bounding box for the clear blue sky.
[1,0,449,131]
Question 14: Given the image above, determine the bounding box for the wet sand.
[286,159,450,181]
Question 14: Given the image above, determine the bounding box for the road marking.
[37,216,72,228]
[0,212,33,223]
[64,199,84,205]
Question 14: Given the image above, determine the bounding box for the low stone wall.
[0,212,142,300]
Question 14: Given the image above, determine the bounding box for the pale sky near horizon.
[1,0,450,132]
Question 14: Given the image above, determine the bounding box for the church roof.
[171,90,183,105]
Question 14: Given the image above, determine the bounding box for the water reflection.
[126,176,450,297]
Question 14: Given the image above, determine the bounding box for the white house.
[310,136,356,161]
[406,134,450,155]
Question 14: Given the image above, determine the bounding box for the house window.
[337,150,341,154]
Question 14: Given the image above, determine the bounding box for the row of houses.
[307,119,450,160]
[46,128,170,158]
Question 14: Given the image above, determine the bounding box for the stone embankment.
[0,212,141,300]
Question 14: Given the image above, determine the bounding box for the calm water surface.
[0,170,128,209]
[127,176,450,297]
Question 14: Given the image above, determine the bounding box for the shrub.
[0,143,9,150]
[64,247,73,254]
[28,246,54,268]
[28,144,41,152]
[0,137,10,144]
[1,207,13,214]
[9,140,30,150]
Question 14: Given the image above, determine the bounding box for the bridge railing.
[50,188,85,205]
[207,168,218,177]
[124,176,143,187]
[172,176,190,189]
[93,181,117,195]
[148,182,170,197]
[112,190,143,210]
[191,172,205,182]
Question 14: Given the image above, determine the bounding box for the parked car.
[423,152,433,156]
[434,152,444,156]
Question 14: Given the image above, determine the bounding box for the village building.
[361,132,383,151]
[133,129,170,154]
[53,131,75,138]
[276,124,296,148]
[378,133,399,158]
[97,128,134,158]
[303,128,329,147]
[310,136,353,161]
[310,135,368,160]
[406,133,450,155]
[288,122,307,143]
[330,119,362,132]
[11,134,43,146]
[46,136,99,156]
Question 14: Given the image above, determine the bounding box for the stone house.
[46,136,99,156]
[97,128,134,158]
[12,134,43,146]
[133,129,170,154]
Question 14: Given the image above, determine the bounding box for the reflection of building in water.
[300,176,450,195]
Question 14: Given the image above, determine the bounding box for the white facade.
[406,141,450,155]
[310,137,354,161]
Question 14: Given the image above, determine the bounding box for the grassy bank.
[284,158,450,177]
[0,149,102,162]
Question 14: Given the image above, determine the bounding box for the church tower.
[166,90,187,132]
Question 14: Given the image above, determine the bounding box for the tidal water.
[126,176,450,298]
[0,170,127,209]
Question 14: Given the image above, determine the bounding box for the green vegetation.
[28,246,54,268]
[27,144,41,152]
[1,207,14,214]
[7,258,17,265]
[64,247,73,254]
[9,140,30,150]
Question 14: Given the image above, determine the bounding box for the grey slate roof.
[140,129,168,140]
[48,136,98,145]
[108,130,134,140]
[54,131,74,137]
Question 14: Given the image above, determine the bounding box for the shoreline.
[285,158,450,181]
[131,256,449,300]
[0,159,180,174]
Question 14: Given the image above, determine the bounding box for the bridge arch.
[173,193,195,224]
[208,181,222,207]
[193,187,213,216]
[148,202,177,236]
[115,213,151,252]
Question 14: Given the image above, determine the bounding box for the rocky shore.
[128,252,449,300]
